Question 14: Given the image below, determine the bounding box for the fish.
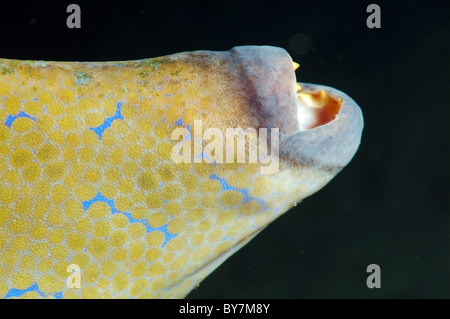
[0,45,363,298]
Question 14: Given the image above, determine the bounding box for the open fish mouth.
[220,46,363,171]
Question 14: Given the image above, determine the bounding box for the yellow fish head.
[0,45,363,298]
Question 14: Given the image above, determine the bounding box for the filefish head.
[0,46,363,298]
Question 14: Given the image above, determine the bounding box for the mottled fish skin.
[0,46,363,298]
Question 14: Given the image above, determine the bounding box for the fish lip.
[280,82,364,169]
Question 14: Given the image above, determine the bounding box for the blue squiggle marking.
[185,125,192,140]
[174,117,192,140]
[82,192,177,247]
[4,111,37,127]
[3,283,62,299]
[89,102,123,139]
[209,173,265,207]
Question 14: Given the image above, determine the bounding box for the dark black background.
[0,0,448,298]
